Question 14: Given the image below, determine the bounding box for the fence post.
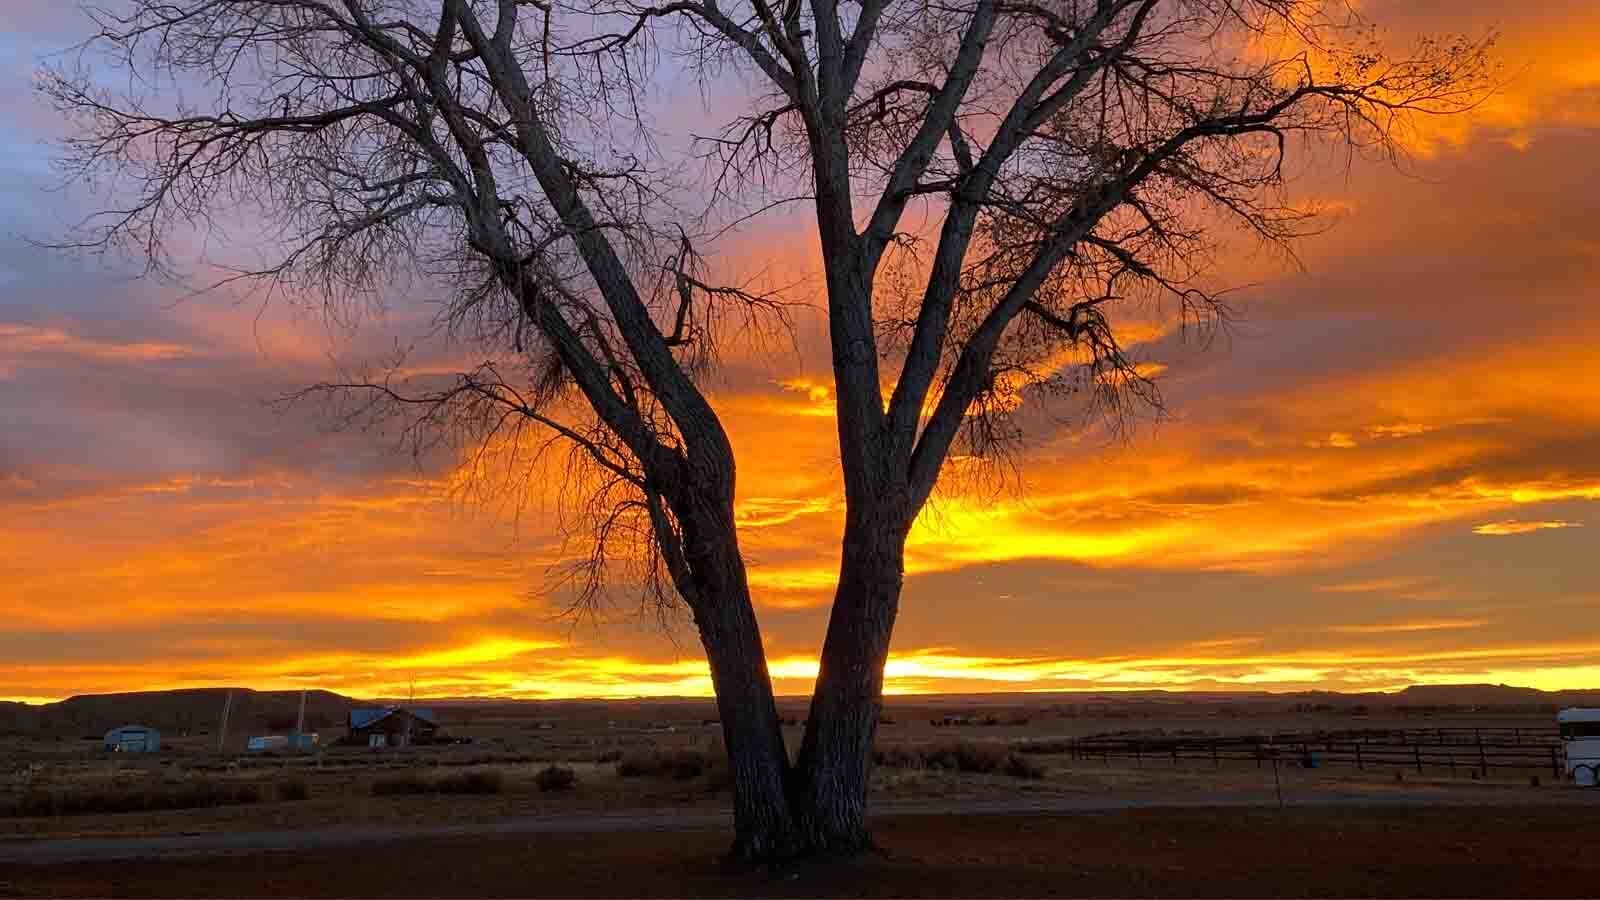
[1211,739,1219,768]
[1477,733,1488,778]
[1355,742,1363,770]
[1414,742,1423,774]
[1551,746,1561,780]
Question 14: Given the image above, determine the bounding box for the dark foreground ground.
[4,804,1599,898]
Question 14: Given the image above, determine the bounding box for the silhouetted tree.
[44,0,1491,859]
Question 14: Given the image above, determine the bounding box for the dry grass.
[371,770,503,797]
[873,741,1044,779]
[7,780,262,817]
[615,750,718,780]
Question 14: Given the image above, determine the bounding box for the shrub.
[872,744,925,770]
[925,741,1006,773]
[615,750,713,780]
[872,741,1012,775]
[534,765,576,792]
[594,749,624,764]
[1004,753,1046,779]
[433,770,504,794]
[371,770,503,796]
[371,773,432,796]
[168,781,261,808]
[278,778,310,801]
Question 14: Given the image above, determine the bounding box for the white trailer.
[1558,708,1600,786]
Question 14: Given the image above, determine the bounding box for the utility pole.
[404,679,414,747]
[217,691,233,753]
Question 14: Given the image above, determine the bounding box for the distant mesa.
[4,682,1600,743]
[0,688,360,747]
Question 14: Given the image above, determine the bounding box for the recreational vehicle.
[1558,708,1600,785]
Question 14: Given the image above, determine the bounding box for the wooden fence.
[1016,727,1568,779]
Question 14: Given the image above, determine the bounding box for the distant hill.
[1391,683,1600,708]
[0,689,360,744]
[5,683,1597,743]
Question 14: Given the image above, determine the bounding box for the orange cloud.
[1473,520,1583,536]
[0,323,195,368]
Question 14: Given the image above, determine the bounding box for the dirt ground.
[4,804,1599,898]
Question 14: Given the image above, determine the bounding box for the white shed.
[103,725,161,753]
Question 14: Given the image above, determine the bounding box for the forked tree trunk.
[791,513,908,852]
[681,483,910,860]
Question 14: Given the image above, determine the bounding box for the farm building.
[247,732,320,752]
[103,725,160,752]
[347,707,439,747]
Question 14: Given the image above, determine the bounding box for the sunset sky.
[2,1,1598,704]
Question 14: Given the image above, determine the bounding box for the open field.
[2,686,1596,896]
[3,687,1591,839]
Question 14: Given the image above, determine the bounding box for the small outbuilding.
[247,733,320,752]
[103,725,161,753]
[347,707,439,747]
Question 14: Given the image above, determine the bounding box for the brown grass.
[7,780,262,817]
[873,741,1042,778]
[615,750,717,780]
[371,770,503,797]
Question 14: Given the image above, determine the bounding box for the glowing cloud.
[1473,520,1583,536]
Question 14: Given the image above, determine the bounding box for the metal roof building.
[348,707,439,747]
[103,725,161,753]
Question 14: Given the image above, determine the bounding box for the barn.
[347,707,438,747]
[103,725,161,752]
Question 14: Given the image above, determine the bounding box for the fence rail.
[1017,727,1569,779]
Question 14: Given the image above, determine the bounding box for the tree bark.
[792,510,908,852]
[679,500,801,861]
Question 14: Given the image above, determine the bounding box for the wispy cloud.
[0,324,197,366]
[1473,520,1583,536]
[1329,619,1490,635]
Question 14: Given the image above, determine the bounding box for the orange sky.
[2,0,1598,703]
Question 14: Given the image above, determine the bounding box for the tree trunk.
[680,504,801,861]
[792,512,908,853]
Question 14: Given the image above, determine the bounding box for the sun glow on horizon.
[3,0,1600,706]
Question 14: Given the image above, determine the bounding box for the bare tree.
[43,0,1491,860]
